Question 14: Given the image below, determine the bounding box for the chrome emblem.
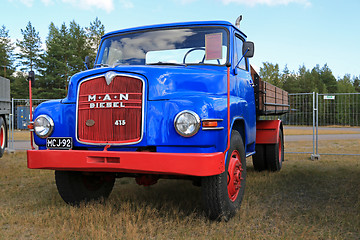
[86,119,95,127]
[105,71,117,86]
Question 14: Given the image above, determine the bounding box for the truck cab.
[28,20,286,220]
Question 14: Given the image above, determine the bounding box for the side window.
[234,35,247,71]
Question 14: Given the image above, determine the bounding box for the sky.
[1,0,360,78]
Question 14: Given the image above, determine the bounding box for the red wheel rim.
[0,125,4,149]
[227,150,243,202]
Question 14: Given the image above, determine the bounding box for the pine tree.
[86,17,105,60]
[38,20,93,98]
[310,65,327,93]
[0,25,15,78]
[353,76,360,93]
[320,64,337,93]
[260,62,282,88]
[37,23,69,98]
[282,65,301,93]
[337,74,356,93]
[16,21,42,72]
[68,20,91,74]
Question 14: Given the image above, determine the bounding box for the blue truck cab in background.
[27,19,289,220]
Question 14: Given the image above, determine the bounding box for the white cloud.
[61,0,115,12]
[9,0,115,11]
[20,0,34,7]
[119,0,133,9]
[220,0,311,7]
[41,0,53,6]
[179,0,197,4]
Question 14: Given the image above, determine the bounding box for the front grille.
[77,74,143,144]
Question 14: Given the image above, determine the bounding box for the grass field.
[1,140,359,239]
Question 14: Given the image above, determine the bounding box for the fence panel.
[318,93,360,126]
[8,99,52,150]
[12,99,51,130]
[284,93,360,126]
[282,93,314,126]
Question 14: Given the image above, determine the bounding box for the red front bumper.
[27,150,225,177]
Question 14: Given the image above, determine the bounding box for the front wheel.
[0,117,7,158]
[202,130,246,221]
[55,171,115,205]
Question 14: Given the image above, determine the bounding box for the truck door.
[233,33,256,147]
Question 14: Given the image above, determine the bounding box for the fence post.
[10,98,15,151]
[311,92,320,160]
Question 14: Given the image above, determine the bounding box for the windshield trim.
[95,25,230,68]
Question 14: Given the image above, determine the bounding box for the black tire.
[202,130,247,221]
[0,117,7,158]
[265,129,284,172]
[252,144,267,171]
[55,171,115,205]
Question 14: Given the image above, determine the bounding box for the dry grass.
[1,140,359,239]
[11,130,31,141]
[284,128,360,135]
[285,139,360,155]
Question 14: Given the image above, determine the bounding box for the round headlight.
[34,115,54,138]
[174,110,200,137]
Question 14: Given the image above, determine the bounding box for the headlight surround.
[174,110,200,137]
[33,115,54,138]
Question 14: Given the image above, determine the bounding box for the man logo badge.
[105,71,117,86]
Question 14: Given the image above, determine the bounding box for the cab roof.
[102,20,247,39]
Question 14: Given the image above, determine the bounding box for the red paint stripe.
[224,66,231,155]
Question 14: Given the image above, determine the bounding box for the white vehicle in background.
[0,76,10,158]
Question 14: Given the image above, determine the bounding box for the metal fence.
[283,93,360,126]
[278,92,360,158]
[8,98,51,150]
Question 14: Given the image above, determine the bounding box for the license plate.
[46,137,73,149]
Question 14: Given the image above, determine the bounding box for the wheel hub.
[227,150,243,202]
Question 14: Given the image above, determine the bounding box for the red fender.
[256,120,282,144]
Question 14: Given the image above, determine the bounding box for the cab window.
[234,35,247,71]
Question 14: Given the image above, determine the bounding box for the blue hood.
[63,65,228,103]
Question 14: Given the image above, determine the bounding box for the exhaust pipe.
[235,15,242,29]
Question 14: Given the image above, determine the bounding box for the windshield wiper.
[94,63,109,67]
[147,62,186,67]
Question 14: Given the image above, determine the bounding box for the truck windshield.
[96,27,228,67]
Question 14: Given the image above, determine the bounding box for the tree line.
[0,17,104,99]
[1,19,359,99]
[260,62,360,93]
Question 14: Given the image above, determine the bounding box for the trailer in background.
[0,76,10,157]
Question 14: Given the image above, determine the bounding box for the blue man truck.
[27,18,289,220]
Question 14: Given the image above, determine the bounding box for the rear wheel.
[252,144,267,171]
[0,117,7,158]
[266,129,284,171]
[55,171,115,205]
[202,130,246,221]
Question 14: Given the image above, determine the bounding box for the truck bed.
[251,66,289,116]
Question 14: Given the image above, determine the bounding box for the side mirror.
[28,71,35,87]
[242,41,254,58]
[84,56,91,69]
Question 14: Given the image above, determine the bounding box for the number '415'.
[115,120,126,126]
